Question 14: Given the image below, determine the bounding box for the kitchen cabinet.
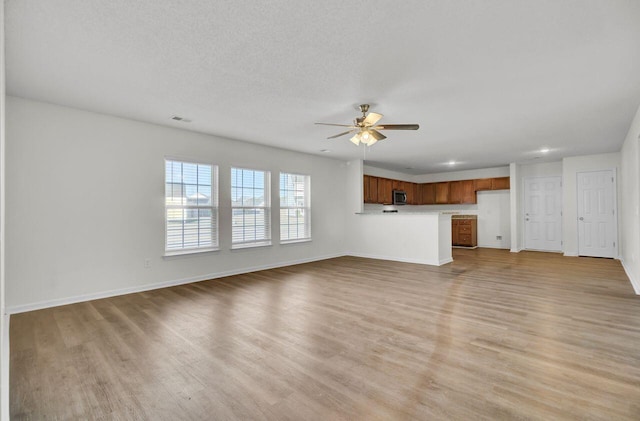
[491,177,510,190]
[474,178,493,191]
[450,180,476,204]
[405,182,417,205]
[363,175,378,203]
[452,215,477,247]
[377,177,393,204]
[364,175,510,205]
[421,183,436,204]
[435,182,450,204]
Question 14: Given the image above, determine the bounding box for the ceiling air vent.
[170,115,191,123]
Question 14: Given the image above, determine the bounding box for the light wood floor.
[10,249,640,420]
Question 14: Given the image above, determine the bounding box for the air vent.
[171,116,192,123]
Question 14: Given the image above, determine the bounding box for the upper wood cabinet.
[363,175,510,205]
[435,182,450,204]
[377,178,393,204]
[363,175,378,203]
[450,180,476,204]
[474,178,493,191]
[491,177,510,190]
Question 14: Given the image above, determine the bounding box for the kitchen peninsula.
[349,211,452,266]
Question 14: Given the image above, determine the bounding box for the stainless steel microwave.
[392,190,407,205]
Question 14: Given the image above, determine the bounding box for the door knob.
[579,217,584,221]
[525,218,530,221]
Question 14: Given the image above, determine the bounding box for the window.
[165,159,218,254]
[280,173,311,243]
[231,167,271,248]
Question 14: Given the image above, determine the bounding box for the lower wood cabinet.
[452,216,477,247]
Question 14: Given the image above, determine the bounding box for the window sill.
[163,247,220,258]
[231,242,272,250]
[280,238,312,245]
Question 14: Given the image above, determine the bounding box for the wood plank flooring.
[10,249,640,420]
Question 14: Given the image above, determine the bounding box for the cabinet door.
[460,180,477,204]
[449,181,463,204]
[492,177,510,190]
[363,176,370,203]
[451,219,459,245]
[435,182,450,204]
[369,176,378,203]
[377,178,392,204]
[475,178,492,191]
[409,183,418,204]
[422,183,436,204]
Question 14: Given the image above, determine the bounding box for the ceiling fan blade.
[374,124,419,130]
[363,112,383,127]
[350,133,362,145]
[369,129,386,141]
[327,130,355,139]
[315,122,356,128]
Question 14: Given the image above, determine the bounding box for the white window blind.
[165,159,218,253]
[280,173,311,243]
[231,167,271,248]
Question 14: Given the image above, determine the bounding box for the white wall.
[412,166,509,183]
[620,105,640,294]
[6,97,349,311]
[363,165,413,181]
[509,163,520,252]
[476,190,511,249]
[0,2,7,418]
[562,153,621,257]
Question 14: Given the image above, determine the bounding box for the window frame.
[279,172,311,244]
[164,157,219,256]
[231,167,272,249]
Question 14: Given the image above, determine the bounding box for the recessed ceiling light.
[540,147,550,153]
[320,149,331,153]
[448,160,456,165]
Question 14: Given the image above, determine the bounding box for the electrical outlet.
[496,235,502,240]
[144,258,152,269]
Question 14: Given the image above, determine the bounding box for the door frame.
[522,175,563,252]
[576,168,618,258]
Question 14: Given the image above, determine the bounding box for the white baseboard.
[439,257,454,265]
[563,252,579,257]
[347,252,442,266]
[510,247,522,253]
[478,245,510,250]
[620,258,640,295]
[1,313,9,421]
[6,253,344,314]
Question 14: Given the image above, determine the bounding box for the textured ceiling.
[6,0,640,173]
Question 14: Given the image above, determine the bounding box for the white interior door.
[524,176,562,251]
[577,170,617,258]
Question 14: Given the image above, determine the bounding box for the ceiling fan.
[315,104,419,146]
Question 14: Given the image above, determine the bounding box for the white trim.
[563,252,579,257]
[6,253,344,314]
[280,238,312,245]
[0,315,8,421]
[346,252,444,266]
[510,247,523,253]
[477,245,510,250]
[163,247,220,257]
[621,259,640,295]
